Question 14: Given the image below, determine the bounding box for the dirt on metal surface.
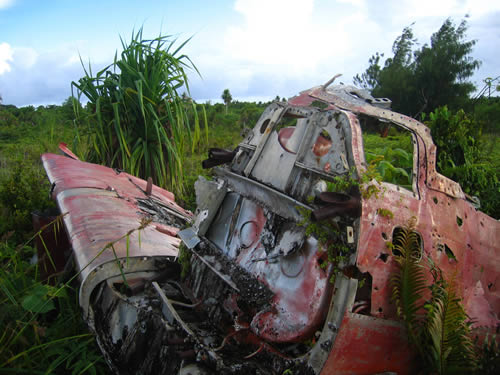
[41,78,499,374]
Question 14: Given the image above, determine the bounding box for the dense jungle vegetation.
[0,18,498,374]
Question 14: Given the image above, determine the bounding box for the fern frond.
[424,272,477,374]
[390,224,426,349]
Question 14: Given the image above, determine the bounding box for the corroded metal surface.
[322,312,415,374]
[42,80,499,375]
[41,153,192,318]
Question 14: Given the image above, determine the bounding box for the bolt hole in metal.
[378,253,389,263]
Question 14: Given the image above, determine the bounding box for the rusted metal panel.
[205,192,333,343]
[41,153,192,319]
[321,312,416,374]
[43,151,184,206]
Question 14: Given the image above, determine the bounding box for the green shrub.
[425,107,499,218]
[473,97,500,134]
[0,160,54,241]
[0,239,106,373]
[0,109,19,127]
[365,147,412,188]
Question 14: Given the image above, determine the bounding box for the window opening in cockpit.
[359,115,415,191]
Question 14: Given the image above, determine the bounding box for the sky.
[0,0,499,107]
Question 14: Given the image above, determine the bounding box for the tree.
[413,19,481,115]
[354,19,480,117]
[353,52,384,90]
[221,89,232,114]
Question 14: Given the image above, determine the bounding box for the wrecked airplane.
[40,79,499,374]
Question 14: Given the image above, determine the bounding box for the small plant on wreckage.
[297,169,359,283]
[326,158,387,201]
[296,156,404,284]
[297,205,352,284]
[359,155,385,199]
[377,207,394,219]
[177,242,192,279]
[297,162,385,276]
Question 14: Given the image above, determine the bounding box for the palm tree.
[221,89,232,114]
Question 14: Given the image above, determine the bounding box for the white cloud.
[463,0,500,18]
[401,0,458,18]
[0,0,14,9]
[225,0,318,70]
[1,0,498,106]
[388,0,500,20]
[0,42,13,74]
[0,44,92,106]
[12,47,38,69]
[337,0,366,7]
[66,54,81,66]
[209,0,386,98]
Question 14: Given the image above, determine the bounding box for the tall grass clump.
[72,28,207,197]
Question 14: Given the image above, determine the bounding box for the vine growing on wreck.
[295,166,383,280]
[72,27,208,197]
[325,167,360,193]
